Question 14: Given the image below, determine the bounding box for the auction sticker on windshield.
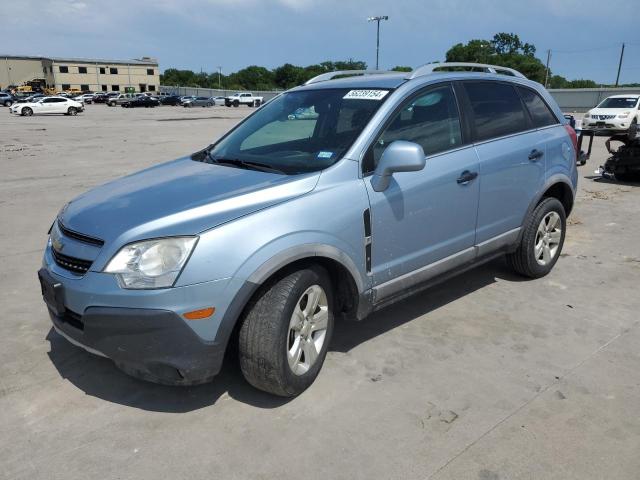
[343,90,389,101]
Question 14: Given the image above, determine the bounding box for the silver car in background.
[182,96,214,107]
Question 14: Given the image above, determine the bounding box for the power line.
[551,44,620,54]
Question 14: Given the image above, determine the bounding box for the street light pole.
[367,15,389,70]
[217,66,222,90]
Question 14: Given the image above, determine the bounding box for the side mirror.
[371,141,426,192]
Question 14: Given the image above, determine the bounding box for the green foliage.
[391,66,413,72]
[160,59,368,91]
[445,33,546,83]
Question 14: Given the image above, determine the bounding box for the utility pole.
[544,49,551,88]
[217,66,222,90]
[367,16,389,70]
[615,43,625,87]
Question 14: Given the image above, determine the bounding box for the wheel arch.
[214,245,366,352]
[517,177,575,245]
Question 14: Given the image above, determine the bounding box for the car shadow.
[46,258,519,413]
[583,175,640,187]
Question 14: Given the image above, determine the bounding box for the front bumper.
[39,239,239,384]
[582,116,632,133]
[46,303,224,385]
[40,266,227,385]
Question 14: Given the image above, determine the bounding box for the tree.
[445,33,547,82]
[273,63,305,89]
[391,66,413,72]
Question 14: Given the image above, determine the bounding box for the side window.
[464,81,528,141]
[366,84,462,172]
[517,87,558,128]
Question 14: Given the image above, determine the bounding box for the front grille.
[51,248,93,274]
[58,221,104,246]
[594,114,615,120]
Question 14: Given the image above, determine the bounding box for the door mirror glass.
[371,141,425,192]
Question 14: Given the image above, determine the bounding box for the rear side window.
[464,81,528,141]
[517,87,558,128]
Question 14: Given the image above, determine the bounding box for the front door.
[363,83,480,295]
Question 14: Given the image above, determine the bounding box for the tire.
[67,107,77,116]
[207,102,213,107]
[507,197,566,278]
[239,267,334,397]
[4,100,12,107]
[233,100,239,107]
[22,107,33,116]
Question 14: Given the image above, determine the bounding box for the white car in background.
[583,95,640,132]
[9,96,84,116]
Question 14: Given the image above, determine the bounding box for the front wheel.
[507,197,566,278]
[4,100,12,107]
[239,267,334,397]
[67,107,77,116]
[22,107,33,116]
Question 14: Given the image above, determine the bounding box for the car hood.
[59,156,320,244]
[588,108,633,115]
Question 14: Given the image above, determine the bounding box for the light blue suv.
[38,63,578,396]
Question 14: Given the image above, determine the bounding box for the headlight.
[104,237,198,289]
[618,112,630,118]
[583,113,590,118]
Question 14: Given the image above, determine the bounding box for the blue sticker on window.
[317,151,333,159]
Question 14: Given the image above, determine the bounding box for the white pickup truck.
[224,92,264,107]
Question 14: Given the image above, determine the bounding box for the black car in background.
[93,92,119,104]
[121,96,160,108]
[160,95,182,106]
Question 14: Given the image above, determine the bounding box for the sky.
[3,0,639,85]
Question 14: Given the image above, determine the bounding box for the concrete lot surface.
[1,105,639,480]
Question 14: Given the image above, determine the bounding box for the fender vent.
[363,209,372,273]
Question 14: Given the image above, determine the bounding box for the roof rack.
[407,62,526,79]
[304,70,397,85]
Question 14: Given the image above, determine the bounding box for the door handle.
[528,149,544,161]
[457,170,478,184]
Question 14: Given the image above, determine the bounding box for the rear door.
[461,80,547,244]
[51,98,68,113]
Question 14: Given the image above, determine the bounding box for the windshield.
[205,88,391,175]
[597,97,639,109]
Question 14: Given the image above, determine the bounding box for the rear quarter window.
[463,81,529,141]
[517,87,558,128]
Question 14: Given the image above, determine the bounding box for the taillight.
[564,124,578,159]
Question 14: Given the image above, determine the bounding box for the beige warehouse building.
[1,55,160,93]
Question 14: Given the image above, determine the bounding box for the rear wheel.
[239,267,334,397]
[22,107,33,116]
[4,100,12,107]
[507,197,566,278]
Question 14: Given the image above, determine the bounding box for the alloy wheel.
[534,211,562,266]
[287,285,329,375]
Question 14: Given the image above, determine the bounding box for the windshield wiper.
[207,154,286,174]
